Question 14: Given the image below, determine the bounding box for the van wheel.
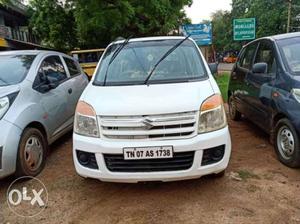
[228,95,241,121]
[16,128,47,177]
[274,119,300,168]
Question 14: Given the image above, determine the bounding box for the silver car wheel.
[24,136,43,172]
[277,126,295,160]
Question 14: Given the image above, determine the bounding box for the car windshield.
[0,55,36,86]
[93,39,207,86]
[278,37,300,75]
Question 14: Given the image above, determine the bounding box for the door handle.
[68,88,73,94]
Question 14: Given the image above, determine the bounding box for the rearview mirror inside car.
[252,62,268,74]
[208,63,218,76]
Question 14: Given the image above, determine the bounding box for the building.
[0,0,44,50]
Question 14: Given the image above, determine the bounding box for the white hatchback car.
[73,36,231,183]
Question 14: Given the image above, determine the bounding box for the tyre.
[16,128,47,177]
[274,118,300,168]
[228,95,241,121]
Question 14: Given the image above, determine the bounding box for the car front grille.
[104,151,195,172]
[99,111,198,140]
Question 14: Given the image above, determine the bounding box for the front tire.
[274,119,300,168]
[228,95,241,121]
[16,128,47,177]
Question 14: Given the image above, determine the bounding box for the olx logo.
[6,176,48,218]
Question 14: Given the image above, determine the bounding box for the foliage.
[212,0,300,52]
[211,10,241,52]
[28,0,78,51]
[72,0,192,49]
[215,72,230,102]
[28,0,192,50]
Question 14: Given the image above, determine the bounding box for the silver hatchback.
[0,50,88,178]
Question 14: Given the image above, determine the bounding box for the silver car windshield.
[93,39,207,86]
[278,37,300,75]
[0,55,36,86]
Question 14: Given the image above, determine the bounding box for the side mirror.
[208,63,218,76]
[252,62,268,74]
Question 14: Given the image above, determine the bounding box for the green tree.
[211,10,241,52]
[212,0,300,52]
[72,0,192,48]
[28,0,77,51]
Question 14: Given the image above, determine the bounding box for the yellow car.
[71,49,105,79]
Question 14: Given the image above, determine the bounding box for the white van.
[73,36,231,183]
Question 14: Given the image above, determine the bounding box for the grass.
[237,170,261,181]
[215,72,230,102]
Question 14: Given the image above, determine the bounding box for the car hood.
[82,80,215,116]
[0,85,20,98]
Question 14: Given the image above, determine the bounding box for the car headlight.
[0,96,9,120]
[291,89,300,103]
[198,94,227,133]
[74,101,99,138]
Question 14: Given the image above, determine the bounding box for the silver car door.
[61,56,88,119]
[33,55,69,138]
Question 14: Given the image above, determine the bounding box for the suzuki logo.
[142,118,154,129]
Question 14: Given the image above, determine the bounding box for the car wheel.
[274,119,300,168]
[228,95,241,121]
[16,128,47,177]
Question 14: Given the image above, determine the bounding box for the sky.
[185,0,232,23]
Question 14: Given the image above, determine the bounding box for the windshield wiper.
[103,36,131,86]
[144,35,191,85]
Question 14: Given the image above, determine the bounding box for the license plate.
[123,146,173,160]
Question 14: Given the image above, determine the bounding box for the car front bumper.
[73,126,231,183]
[0,119,22,178]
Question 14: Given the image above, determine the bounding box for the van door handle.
[68,88,73,94]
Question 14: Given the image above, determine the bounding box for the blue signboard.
[181,23,212,46]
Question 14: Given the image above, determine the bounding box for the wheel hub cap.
[24,136,43,171]
[277,126,295,159]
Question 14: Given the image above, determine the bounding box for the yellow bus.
[71,48,105,79]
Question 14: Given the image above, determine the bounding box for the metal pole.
[287,0,292,33]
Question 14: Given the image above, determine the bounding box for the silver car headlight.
[198,94,227,133]
[0,96,9,120]
[74,101,100,138]
[291,89,300,103]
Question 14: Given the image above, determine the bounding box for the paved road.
[218,63,234,72]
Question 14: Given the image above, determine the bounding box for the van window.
[254,41,276,74]
[93,39,207,86]
[64,57,81,76]
[240,43,257,70]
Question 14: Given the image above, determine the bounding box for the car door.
[231,41,258,116]
[62,56,88,117]
[244,40,277,131]
[33,55,70,138]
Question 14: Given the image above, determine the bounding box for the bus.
[71,48,105,79]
